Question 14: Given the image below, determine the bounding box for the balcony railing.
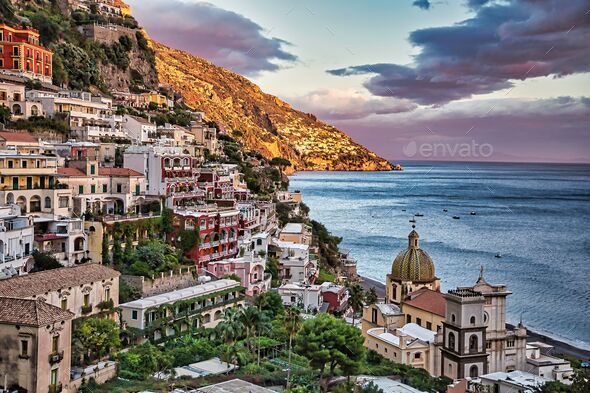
[48,351,64,364]
[81,304,93,315]
[48,383,63,393]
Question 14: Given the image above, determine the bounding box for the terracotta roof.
[98,167,143,177]
[57,167,86,177]
[402,287,446,317]
[0,297,74,326]
[0,264,120,298]
[0,131,37,143]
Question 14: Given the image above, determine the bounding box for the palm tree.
[347,283,365,327]
[216,308,244,344]
[284,306,302,390]
[365,287,378,306]
[240,306,261,350]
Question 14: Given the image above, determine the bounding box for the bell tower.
[441,288,489,380]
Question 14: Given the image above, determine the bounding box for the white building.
[119,279,244,340]
[0,82,41,119]
[277,282,323,312]
[525,342,573,384]
[123,144,202,207]
[271,239,316,284]
[26,90,120,138]
[475,371,548,393]
[34,217,88,266]
[279,222,312,246]
[0,204,34,277]
[122,115,157,143]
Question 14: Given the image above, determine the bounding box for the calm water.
[290,162,590,349]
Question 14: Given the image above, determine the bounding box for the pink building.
[207,255,271,296]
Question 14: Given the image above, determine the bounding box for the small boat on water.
[495,254,502,258]
[409,218,416,223]
[470,211,477,215]
[452,216,460,219]
[401,209,406,212]
[414,213,424,217]
[443,209,448,212]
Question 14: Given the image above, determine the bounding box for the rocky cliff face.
[151,41,393,172]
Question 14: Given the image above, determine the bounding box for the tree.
[117,342,173,380]
[347,283,365,327]
[101,232,110,264]
[134,239,178,272]
[240,306,261,350]
[571,366,590,393]
[285,306,302,390]
[254,291,284,319]
[160,207,173,237]
[365,287,378,306]
[215,307,244,345]
[269,157,292,180]
[73,317,120,364]
[295,314,365,392]
[31,250,62,272]
[0,104,11,124]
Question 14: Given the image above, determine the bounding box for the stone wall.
[78,23,136,44]
[68,361,117,392]
[122,267,199,297]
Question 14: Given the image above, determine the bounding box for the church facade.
[362,228,528,380]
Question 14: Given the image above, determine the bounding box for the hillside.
[151,41,393,172]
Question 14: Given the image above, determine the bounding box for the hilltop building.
[0,24,53,83]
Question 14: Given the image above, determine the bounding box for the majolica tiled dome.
[391,230,436,282]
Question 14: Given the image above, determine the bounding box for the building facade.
[0,24,53,83]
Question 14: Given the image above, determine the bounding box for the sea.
[289,161,590,350]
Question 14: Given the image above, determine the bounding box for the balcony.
[48,351,64,364]
[48,384,62,393]
[81,304,93,315]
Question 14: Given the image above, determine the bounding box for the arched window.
[44,196,51,209]
[164,158,171,168]
[469,334,479,353]
[451,313,456,323]
[470,316,476,326]
[173,158,181,167]
[448,332,456,351]
[29,195,41,212]
[470,365,479,378]
[12,104,22,115]
[182,157,189,167]
[6,192,14,204]
[31,105,39,116]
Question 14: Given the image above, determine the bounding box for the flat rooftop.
[196,379,275,393]
[120,279,239,310]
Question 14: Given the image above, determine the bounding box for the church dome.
[391,229,436,282]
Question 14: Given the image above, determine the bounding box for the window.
[102,184,107,192]
[469,334,479,353]
[83,293,90,307]
[51,335,59,353]
[135,184,140,195]
[60,298,67,310]
[406,314,411,324]
[416,317,422,326]
[44,196,51,209]
[470,316,476,326]
[131,310,138,320]
[90,164,95,175]
[91,185,95,193]
[448,332,456,351]
[21,160,27,168]
[116,184,122,193]
[50,369,58,386]
[59,196,69,208]
[414,352,421,359]
[78,185,83,194]
[470,365,479,378]
[7,160,13,168]
[507,339,515,348]
[104,287,110,301]
[20,340,29,357]
[451,313,456,323]
[486,341,492,349]
[426,321,432,330]
[371,308,377,324]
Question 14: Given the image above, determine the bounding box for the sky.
[127,0,590,163]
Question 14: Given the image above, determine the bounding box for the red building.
[174,207,240,269]
[0,24,53,83]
